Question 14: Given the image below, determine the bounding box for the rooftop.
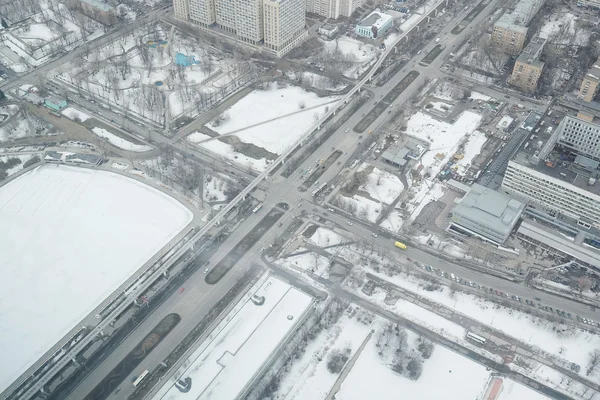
[80,0,115,11]
[516,37,545,68]
[45,95,67,105]
[358,11,393,29]
[584,57,600,83]
[452,184,526,235]
[493,0,545,30]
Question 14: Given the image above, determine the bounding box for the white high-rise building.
[173,0,305,55]
[187,0,215,27]
[306,0,364,18]
[263,0,307,56]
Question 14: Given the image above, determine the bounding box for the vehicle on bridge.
[394,241,407,250]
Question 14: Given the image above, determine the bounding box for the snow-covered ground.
[0,154,39,179]
[453,130,487,177]
[91,127,152,152]
[469,91,491,101]
[274,310,373,400]
[187,131,270,172]
[204,175,228,202]
[309,226,346,247]
[154,276,312,400]
[358,163,404,205]
[499,378,550,400]
[301,71,347,92]
[406,111,482,177]
[427,101,452,113]
[277,250,332,277]
[321,37,379,79]
[380,209,405,232]
[200,82,338,155]
[363,266,600,382]
[61,107,91,122]
[538,12,589,46]
[0,165,192,393]
[337,322,491,400]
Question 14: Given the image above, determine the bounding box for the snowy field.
[155,276,312,400]
[362,266,600,384]
[91,127,152,152]
[61,107,91,122]
[0,165,192,393]
[198,82,338,155]
[277,250,332,277]
[405,111,482,177]
[309,226,346,247]
[499,378,550,400]
[274,310,373,400]
[337,325,491,400]
[538,12,589,46]
[454,130,487,177]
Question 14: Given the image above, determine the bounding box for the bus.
[252,204,262,213]
[312,183,327,197]
[394,241,407,250]
[133,370,150,387]
[466,332,486,345]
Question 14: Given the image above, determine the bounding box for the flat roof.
[358,11,393,29]
[493,0,544,30]
[154,276,312,400]
[516,39,545,68]
[585,57,600,83]
[80,0,114,11]
[453,184,525,234]
[518,220,600,267]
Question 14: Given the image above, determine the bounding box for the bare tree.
[587,349,600,376]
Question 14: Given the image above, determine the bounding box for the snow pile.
[91,127,152,152]
[62,107,91,122]
[0,165,192,393]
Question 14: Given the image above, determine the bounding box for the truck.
[435,37,440,43]
[394,241,407,250]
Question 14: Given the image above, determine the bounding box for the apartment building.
[74,0,116,25]
[306,0,365,19]
[174,0,305,56]
[578,57,600,102]
[263,0,307,56]
[576,0,600,8]
[509,37,545,93]
[187,0,215,27]
[491,0,545,55]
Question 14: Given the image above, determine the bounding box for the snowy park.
[0,165,192,393]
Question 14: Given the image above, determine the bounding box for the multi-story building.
[263,0,307,56]
[578,57,600,102]
[509,37,545,93]
[556,115,600,160]
[187,0,216,27]
[450,184,526,244]
[491,0,545,55]
[501,110,600,227]
[354,11,393,38]
[74,0,116,25]
[576,0,600,8]
[306,0,365,19]
[174,0,305,56]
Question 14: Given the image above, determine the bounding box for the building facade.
[188,0,216,26]
[263,0,307,56]
[578,57,600,102]
[354,11,393,38]
[491,22,527,55]
[306,0,365,18]
[174,0,305,56]
[76,0,116,25]
[491,0,545,55]
[509,37,545,93]
[556,115,600,160]
[450,184,525,244]
[577,0,600,8]
[502,161,600,226]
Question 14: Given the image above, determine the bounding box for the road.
[63,2,513,399]
[14,0,594,399]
